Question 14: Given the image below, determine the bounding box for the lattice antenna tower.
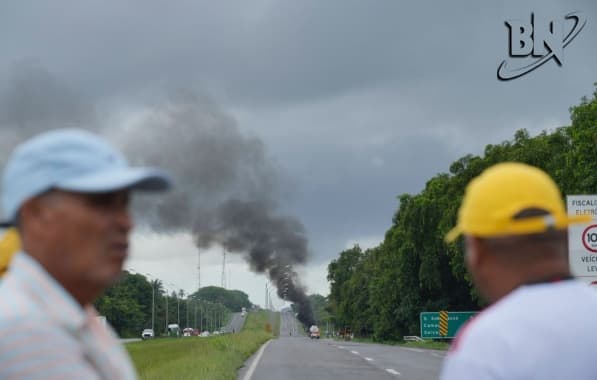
[197,249,201,291]
[221,247,227,289]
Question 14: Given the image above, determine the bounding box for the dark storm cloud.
[0,0,595,279]
[0,63,96,162]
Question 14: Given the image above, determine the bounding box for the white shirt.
[0,252,137,379]
[441,279,597,380]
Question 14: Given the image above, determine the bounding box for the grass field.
[127,311,276,380]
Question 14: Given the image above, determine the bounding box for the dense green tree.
[325,85,597,341]
[96,275,238,337]
[189,286,252,311]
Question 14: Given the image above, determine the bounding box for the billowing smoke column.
[193,199,315,326]
[0,66,316,326]
[118,91,315,327]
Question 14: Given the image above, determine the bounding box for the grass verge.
[127,311,275,380]
[399,340,449,350]
[336,337,449,351]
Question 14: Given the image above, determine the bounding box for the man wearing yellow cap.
[440,162,597,380]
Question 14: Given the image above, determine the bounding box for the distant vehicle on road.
[182,327,194,337]
[200,331,210,337]
[241,307,247,317]
[309,325,320,339]
[167,324,180,336]
[141,328,154,340]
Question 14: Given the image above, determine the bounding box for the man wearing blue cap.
[0,129,171,379]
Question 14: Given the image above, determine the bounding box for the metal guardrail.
[403,335,424,342]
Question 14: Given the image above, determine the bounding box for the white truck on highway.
[309,325,320,339]
[241,307,247,317]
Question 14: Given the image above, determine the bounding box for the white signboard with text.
[567,195,597,285]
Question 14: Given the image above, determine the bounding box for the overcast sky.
[0,0,595,306]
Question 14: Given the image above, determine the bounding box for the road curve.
[224,312,246,334]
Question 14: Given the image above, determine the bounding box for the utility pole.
[145,273,156,334]
[197,249,201,290]
[186,298,190,328]
[221,247,227,289]
[165,289,169,334]
[265,282,269,310]
[152,281,155,332]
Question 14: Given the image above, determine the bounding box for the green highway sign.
[420,311,477,339]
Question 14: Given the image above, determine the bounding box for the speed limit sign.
[568,195,597,283]
[582,225,597,253]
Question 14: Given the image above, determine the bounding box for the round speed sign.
[582,224,597,253]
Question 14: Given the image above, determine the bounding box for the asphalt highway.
[237,311,445,380]
[224,312,246,334]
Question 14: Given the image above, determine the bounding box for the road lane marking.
[351,350,359,355]
[386,369,401,376]
[242,340,272,380]
[431,352,446,358]
[338,345,345,349]
[365,357,374,361]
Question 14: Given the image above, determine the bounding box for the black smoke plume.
[193,199,315,326]
[119,92,315,326]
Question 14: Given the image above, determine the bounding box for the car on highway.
[141,328,154,340]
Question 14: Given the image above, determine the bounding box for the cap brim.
[443,214,592,244]
[444,226,462,243]
[0,221,13,228]
[56,167,172,193]
[565,214,592,226]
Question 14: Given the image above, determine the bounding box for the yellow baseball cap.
[0,227,20,277]
[445,162,590,242]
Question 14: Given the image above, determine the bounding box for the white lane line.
[338,345,345,349]
[431,352,446,358]
[242,340,272,380]
[365,357,374,361]
[386,369,401,376]
[351,350,359,355]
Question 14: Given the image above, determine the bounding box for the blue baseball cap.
[1,128,172,225]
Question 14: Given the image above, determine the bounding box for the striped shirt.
[0,252,137,380]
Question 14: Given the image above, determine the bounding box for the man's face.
[41,189,133,291]
[464,235,492,302]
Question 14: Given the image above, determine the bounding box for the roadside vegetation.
[341,336,449,351]
[325,85,597,341]
[127,310,275,380]
[399,340,449,351]
[94,275,251,338]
